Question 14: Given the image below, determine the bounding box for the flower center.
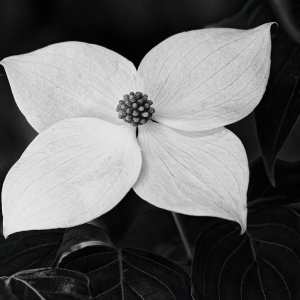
[116,92,155,126]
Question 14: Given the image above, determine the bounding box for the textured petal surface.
[134,122,248,231]
[2,118,141,237]
[138,23,272,131]
[1,42,138,132]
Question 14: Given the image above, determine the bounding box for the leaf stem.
[171,212,193,262]
[117,249,125,300]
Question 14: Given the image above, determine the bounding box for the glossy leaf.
[192,206,300,300]
[58,245,192,299]
[0,230,64,276]
[53,218,192,298]
[55,224,112,265]
[0,268,93,299]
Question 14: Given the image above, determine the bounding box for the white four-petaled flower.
[1,23,272,237]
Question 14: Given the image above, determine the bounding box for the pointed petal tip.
[271,21,279,29]
[254,22,278,32]
[2,228,9,239]
[141,22,274,131]
[249,22,275,48]
[0,56,14,67]
[255,22,278,40]
[135,124,250,228]
[239,222,247,235]
[238,206,248,235]
[2,221,16,239]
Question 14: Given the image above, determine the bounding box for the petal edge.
[2,118,141,237]
[1,42,138,132]
[138,23,273,131]
[134,122,248,232]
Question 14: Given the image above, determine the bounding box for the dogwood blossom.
[0,23,272,237]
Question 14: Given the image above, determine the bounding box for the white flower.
[0,24,272,237]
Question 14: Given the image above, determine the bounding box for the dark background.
[0,0,299,189]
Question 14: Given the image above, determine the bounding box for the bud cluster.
[116,92,155,126]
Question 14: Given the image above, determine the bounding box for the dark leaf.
[247,158,300,213]
[98,192,204,267]
[0,230,64,276]
[0,268,93,299]
[50,209,193,298]
[192,206,300,300]
[55,224,112,265]
[248,157,300,200]
[53,218,192,298]
[106,199,212,271]
[58,245,192,299]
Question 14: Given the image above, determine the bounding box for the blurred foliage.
[0,268,93,299]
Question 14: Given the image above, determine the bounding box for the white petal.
[134,122,248,231]
[138,23,273,131]
[2,118,141,237]
[1,42,139,132]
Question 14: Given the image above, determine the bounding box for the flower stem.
[171,212,193,262]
